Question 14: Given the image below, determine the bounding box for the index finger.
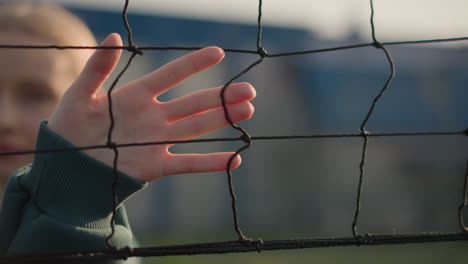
[132,47,225,97]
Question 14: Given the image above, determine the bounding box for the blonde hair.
[0,3,97,76]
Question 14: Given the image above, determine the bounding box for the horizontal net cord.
[0,129,465,157]
[3,232,468,263]
[0,35,468,55]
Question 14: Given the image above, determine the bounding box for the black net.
[0,0,467,262]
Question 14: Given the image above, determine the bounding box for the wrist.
[19,121,147,228]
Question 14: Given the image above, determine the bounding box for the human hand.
[48,33,256,183]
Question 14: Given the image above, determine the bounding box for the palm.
[48,33,255,183]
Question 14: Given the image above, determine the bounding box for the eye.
[17,81,56,104]
[22,89,51,102]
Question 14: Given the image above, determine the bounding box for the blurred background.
[56,0,468,262]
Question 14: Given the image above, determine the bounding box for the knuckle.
[165,68,179,83]
[184,53,200,74]
[191,117,203,135]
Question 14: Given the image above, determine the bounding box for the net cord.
[219,0,269,243]
[352,0,396,239]
[2,37,468,55]
[104,0,143,249]
[3,233,468,263]
[0,131,465,157]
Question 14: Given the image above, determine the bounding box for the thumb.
[69,33,123,100]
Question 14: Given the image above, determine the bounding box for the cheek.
[22,100,59,137]
[20,76,73,142]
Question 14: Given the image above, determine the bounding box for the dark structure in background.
[70,7,468,241]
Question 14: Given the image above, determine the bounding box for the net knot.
[240,133,252,144]
[372,41,383,49]
[296,241,305,248]
[354,234,371,246]
[238,237,263,252]
[255,238,264,253]
[257,47,268,58]
[238,235,252,243]
[122,247,134,260]
[361,130,370,136]
[127,45,143,55]
[107,141,117,148]
[111,246,133,261]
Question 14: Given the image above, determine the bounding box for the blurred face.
[0,30,75,188]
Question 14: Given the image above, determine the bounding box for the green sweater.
[0,122,147,262]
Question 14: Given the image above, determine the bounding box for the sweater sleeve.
[0,121,147,261]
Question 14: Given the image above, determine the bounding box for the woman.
[0,3,256,261]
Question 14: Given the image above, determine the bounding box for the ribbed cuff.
[21,121,146,229]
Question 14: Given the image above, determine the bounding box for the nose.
[0,92,19,132]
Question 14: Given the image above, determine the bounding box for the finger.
[168,101,254,140]
[163,152,241,176]
[69,33,123,100]
[134,46,224,97]
[164,82,256,122]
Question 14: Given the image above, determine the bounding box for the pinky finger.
[163,152,242,176]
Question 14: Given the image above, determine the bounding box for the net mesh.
[0,0,467,262]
